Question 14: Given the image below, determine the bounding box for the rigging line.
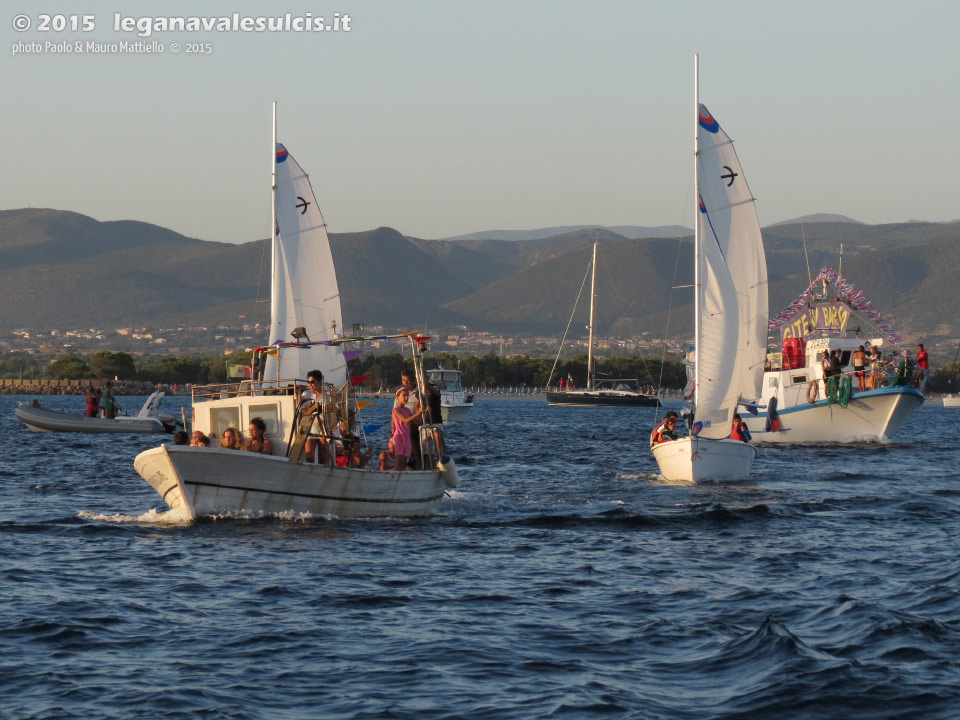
[545,252,593,390]
[255,232,270,307]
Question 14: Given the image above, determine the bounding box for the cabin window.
[791,375,808,385]
[249,403,281,435]
[768,377,778,388]
[839,350,851,367]
[209,406,241,438]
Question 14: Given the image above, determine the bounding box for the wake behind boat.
[16,389,175,434]
[134,106,458,520]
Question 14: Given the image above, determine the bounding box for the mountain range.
[2,208,960,350]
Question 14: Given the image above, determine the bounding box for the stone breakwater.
[0,379,157,396]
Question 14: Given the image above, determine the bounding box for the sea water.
[0,394,957,719]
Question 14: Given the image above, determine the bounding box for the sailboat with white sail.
[651,56,768,483]
[133,105,458,519]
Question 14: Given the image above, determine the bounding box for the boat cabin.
[189,379,316,456]
[761,336,887,406]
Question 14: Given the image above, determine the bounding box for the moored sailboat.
[546,241,661,407]
[650,56,767,483]
[133,106,457,519]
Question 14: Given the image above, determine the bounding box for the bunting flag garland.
[342,349,363,363]
[768,267,905,345]
[351,374,371,386]
[363,423,384,435]
[356,400,376,409]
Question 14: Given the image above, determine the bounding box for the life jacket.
[730,424,748,442]
[652,422,675,444]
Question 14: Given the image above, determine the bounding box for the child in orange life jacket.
[730,413,752,442]
[650,411,680,445]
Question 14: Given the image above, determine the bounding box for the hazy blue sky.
[3,0,957,243]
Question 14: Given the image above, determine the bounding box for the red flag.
[351,374,371,386]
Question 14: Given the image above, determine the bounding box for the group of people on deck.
[290,367,443,472]
[650,410,751,447]
[85,383,119,419]
[824,342,928,393]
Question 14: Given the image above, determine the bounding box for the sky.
[3,0,958,244]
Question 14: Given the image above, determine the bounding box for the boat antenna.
[801,222,813,287]
[838,242,844,279]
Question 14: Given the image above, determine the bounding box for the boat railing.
[191,378,305,402]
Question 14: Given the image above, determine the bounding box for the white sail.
[264,143,346,386]
[695,104,768,434]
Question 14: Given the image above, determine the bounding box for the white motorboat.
[743,268,924,443]
[943,395,960,408]
[133,106,458,520]
[651,56,767,483]
[16,390,175,434]
[546,242,661,408]
[426,365,473,423]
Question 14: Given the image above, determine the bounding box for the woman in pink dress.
[391,387,427,472]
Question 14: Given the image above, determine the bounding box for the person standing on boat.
[85,386,100,418]
[100,383,118,419]
[298,370,331,465]
[852,345,868,393]
[392,387,428,472]
[400,370,425,468]
[915,344,929,389]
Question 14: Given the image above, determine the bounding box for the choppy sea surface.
[1,393,958,719]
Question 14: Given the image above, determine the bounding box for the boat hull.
[651,437,756,483]
[546,391,661,407]
[134,445,457,519]
[15,405,169,434]
[942,396,960,408]
[441,403,473,424]
[743,386,924,443]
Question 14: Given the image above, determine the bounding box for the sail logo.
[276,145,289,162]
[698,105,719,133]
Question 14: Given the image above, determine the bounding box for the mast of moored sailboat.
[586,240,597,391]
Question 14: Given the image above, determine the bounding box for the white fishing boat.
[742,268,924,443]
[943,395,960,408]
[546,241,661,408]
[651,56,767,483]
[426,365,473,423]
[133,106,458,520]
[16,389,175,434]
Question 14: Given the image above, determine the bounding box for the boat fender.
[807,380,818,404]
[437,455,459,488]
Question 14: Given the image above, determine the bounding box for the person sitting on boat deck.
[336,438,373,468]
[246,417,274,455]
[392,387,428,472]
[729,413,751,442]
[298,369,331,465]
[31,399,42,408]
[650,411,680,445]
[852,345,868,393]
[219,427,244,450]
[173,430,189,445]
[190,430,210,447]
[85,386,100,418]
[915,343,929,389]
[379,438,399,471]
